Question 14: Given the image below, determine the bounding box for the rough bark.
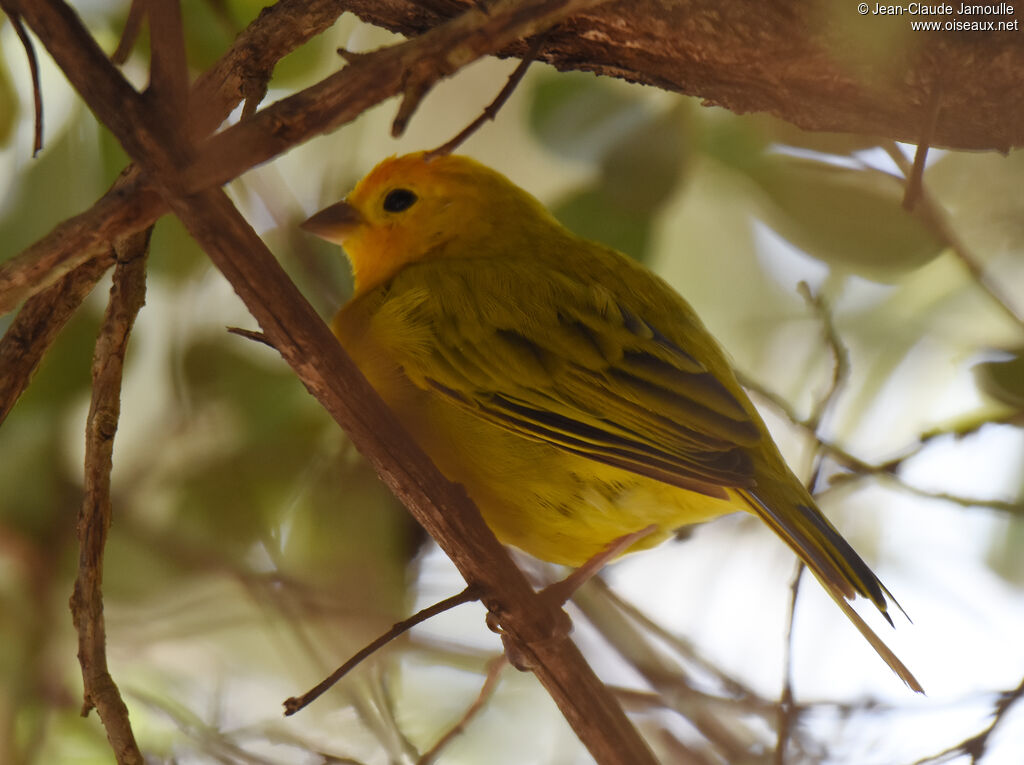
[345,0,1024,151]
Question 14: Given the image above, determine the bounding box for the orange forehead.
[349,152,485,205]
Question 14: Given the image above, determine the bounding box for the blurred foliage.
[529,73,690,261]
[0,106,116,255]
[746,155,946,281]
[1,6,1024,765]
[976,348,1024,409]
[0,46,16,145]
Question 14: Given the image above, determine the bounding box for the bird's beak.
[300,200,364,243]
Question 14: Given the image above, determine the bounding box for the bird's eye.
[383,188,418,213]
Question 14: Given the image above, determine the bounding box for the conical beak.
[300,200,364,243]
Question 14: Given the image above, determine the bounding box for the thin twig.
[912,673,1024,765]
[741,376,1024,515]
[825,471,1024,516]
[571,580,770,762]
[797,282,850,431]
[774,562,804,765]
[739,374,873,473]
[883,141,1024,328]
[540,524,656,606]
[426,32,547,158]
[184,0,614,192]
[584,577,767,703]
[69,228,151,765]
[284,587,481,715]
[7,9,44,155]
[961,672,1024,763]
[777,283,853,763]
[417,655,507,765]
[110,0,146,65]
[226,326,275,348]
[902,80,943,211]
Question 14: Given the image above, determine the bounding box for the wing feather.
[377,256,762,493]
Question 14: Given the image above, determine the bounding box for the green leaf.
[149,214,208,281]
[988,512,1024,586]
[695,109,769,174]
[0,107,109,258]
[600,103,691,214]
[172,337,325,553]
[551,103,691,263]
[0,54,17,146]
[0,307,99,538]
[552,187,653,262]
[528,71,649,162]
[749,113,883,157]
[748,155,946,282]
[975,349,1024,409]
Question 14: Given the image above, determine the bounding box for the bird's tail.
[738,487,924,693]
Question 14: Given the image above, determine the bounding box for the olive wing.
[377,258,762,496]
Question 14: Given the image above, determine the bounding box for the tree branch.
[0,252,114,425]
[69,229,150,765]
[181,0,611,193]
[13,1,658,761]
[0,0,346,316]
[7,0,1021,319]
[146,0,189,121]
[338,0,1024,151]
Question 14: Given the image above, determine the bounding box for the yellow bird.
[302,152,921,692]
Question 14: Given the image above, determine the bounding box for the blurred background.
[2,2,1023,763]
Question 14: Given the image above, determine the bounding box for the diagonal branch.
[0,0,605,317]
[13,1,656,762]
[0,0,347,316]
[181,0,609,193]
[0,252,114,425]
[284,586,482,715]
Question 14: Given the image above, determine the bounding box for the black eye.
[383,188,418,213]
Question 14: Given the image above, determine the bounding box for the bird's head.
[301,152,559,294]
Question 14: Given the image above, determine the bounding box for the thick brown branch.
[0,0,346,316]
[340,0,1024,151]
[0,168,155,315]
[166,182,656,765]
[15,2,659,760]
[69,229,150,765]
[146,0,189,120]
[182,0,611,192]
[8,0,1018,321]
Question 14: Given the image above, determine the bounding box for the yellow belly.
[382,370,740,566]
[335,307,742,567]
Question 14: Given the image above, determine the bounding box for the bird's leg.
[487,525,657,671]
[540,524,658,607]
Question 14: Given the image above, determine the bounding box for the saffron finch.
[302,152,921,692]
